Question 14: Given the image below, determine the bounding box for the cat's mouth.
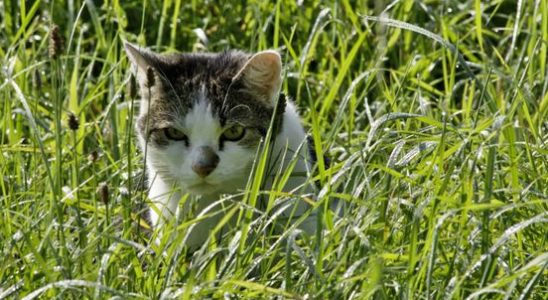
[183,174,246,195]
[186,180,219,194]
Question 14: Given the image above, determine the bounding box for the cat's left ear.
[124,42,161,89]
[234,50,282,106]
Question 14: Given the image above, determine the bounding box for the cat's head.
[124,42,283,195]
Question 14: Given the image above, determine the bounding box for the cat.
[124,42,317,249]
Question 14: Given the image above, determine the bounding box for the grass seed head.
[97,182,109,205]
[128,75,138,99]
[146,66,155,88]
[88,150,99,163]
[48,25,64,59]
[67,112,79,131]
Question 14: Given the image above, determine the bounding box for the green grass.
[1,0,547,299]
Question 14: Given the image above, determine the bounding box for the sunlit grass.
[1,1,546,299]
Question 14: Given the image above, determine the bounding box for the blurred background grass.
[0,0,547,299]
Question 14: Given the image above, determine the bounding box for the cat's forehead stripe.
[185,98,215,124]
[198,83,207,104]
[184,98,220,147]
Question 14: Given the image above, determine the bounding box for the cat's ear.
[234,50,282,106]
[124,42,161,89]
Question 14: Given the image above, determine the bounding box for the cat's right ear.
[233,50,282,107]
[124,42,159,89]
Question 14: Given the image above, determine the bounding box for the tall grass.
[1,0,546,299]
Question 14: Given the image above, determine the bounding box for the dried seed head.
[127,75,138,99]
[88,150,99,163]
[48,25,64,59]
[97,182,109,205]
[67,112,79,131]
[146,66,155,88]
[33,69,42,91]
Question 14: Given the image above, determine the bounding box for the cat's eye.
[164,127,187,141]
[221,125,246,141]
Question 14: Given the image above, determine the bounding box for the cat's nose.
[191,146,220,178]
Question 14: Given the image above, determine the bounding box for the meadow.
[1,0,547,299]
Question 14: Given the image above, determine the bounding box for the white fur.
[145,99,315,249]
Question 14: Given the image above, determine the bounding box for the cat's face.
[124,43,282,195]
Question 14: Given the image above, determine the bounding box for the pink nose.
[191,146,219,178]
